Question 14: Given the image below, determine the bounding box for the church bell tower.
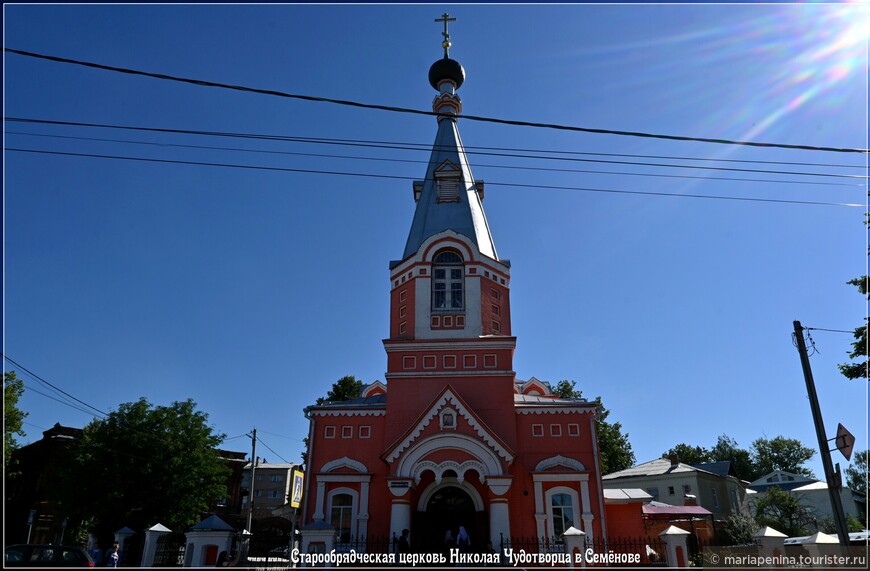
[383,14,517,443]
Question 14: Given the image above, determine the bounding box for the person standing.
[106,543,120,567]
[397,529,411,554]
[456,526,471,551]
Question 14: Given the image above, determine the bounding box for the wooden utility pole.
[793,321,849,545]
[246,428,258,532]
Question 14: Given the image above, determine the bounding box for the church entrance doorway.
[413,484,487,554]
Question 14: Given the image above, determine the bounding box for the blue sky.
[4,3,867,480]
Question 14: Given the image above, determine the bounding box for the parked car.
[5,544,95,567]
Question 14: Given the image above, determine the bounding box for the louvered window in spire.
[435,161,461,203]
[437,177,460,202]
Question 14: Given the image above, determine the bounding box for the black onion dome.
[428,57,465,90]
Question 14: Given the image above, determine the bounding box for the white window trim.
[327,487,359,548]
[532,473,594,544]
[439,407,457,430]
[544,486,580,544]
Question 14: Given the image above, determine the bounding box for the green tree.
[662,444,712,466]
[710,435,756,481]
[554,380,635,475]
[753,486,815,537]
[304,375,364,463]
[845,450,868,493]
[721,513,759,545]
[58,398,228,538]
[818,515,865,534]
[315,375,364,405]
[751,436,815,479]
[4,371,28,467]
[839,276,868,380]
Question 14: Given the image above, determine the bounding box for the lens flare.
[737,4,868,142]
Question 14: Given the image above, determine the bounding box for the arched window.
[329,493,354,543]
[432,251,464,312]
[550,492,576,539]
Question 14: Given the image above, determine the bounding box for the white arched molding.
[535,455,586,472]
[395,434,503,479]
[313,457,371,540]
[321,456,368,473]
[418,232,477,265]
[411,459,487,485]
[532,473,594,543]
[417,477,485,512]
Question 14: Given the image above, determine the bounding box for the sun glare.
[736,4,868,143]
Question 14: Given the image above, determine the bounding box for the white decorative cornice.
[310,409,386,417]
[383,340,516,351]
[385,389,513,464]
[386,370,515,379]
[516,407,594,415]
[320,456,368,474]
[535,455,587,472]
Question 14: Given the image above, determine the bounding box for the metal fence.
[500,534,567,554]
[152,532,186,567]
[335,534,396,555]
[120,532,145,567]
[500,535,668,566]
[589,536,668,566]
[246,533,293,569]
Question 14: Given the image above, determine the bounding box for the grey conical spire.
[401,39,497,262]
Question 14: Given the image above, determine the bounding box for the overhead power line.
[7,130,861,188]
[3,353,108,418]
[254,435,292,464]
[6,117,865,170]
[5,48,867,154]
[7,147,863,208]
[805,327,857,334]
[4,354,242,455]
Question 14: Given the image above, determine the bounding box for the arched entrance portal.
[413,483,487,553]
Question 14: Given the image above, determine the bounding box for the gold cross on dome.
[435,13,456,56]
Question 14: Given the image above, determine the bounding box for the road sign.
[835,423,855,461]
[290,469,304,509]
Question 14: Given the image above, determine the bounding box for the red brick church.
[300,18,612,555]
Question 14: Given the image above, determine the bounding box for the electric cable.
[7,147,864,208]
[6,130,862,188]
[254,435,291,465]
[3,353,109,418]
[6,118,865,181]
[5,48,867,153]
[6,117,866,170]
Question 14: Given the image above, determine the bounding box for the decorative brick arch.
[395,434,503,479]
[419,232,477,264]
[411,459,488,484]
